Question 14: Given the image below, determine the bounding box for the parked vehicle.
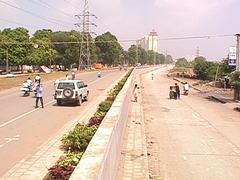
[54,80,89,106]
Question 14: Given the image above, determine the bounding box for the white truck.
[54,80,89,106]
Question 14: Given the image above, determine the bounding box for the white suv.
[54,80,89,106]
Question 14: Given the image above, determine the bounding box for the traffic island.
[44,69,134,180]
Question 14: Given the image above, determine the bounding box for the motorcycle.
[20,82,36,96]
[97,72,101,78]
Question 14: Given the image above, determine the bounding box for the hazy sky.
[0,0,239,60]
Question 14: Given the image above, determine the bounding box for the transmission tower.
[75,0,97,70]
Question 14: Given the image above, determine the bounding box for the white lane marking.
[0,134,20,148]
[0,71,118,129]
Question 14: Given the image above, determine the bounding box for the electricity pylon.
[75,0,97,70]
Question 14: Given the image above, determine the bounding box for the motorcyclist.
[98,71,101,78]
[35,74,41,83]
[27,77,33,87]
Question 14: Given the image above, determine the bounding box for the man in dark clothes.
[175,83,180,99]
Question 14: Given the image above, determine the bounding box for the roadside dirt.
[170,76,234,100]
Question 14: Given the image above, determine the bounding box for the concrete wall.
[70,69,135,180]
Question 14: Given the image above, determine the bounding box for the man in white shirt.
[35,84,44,108]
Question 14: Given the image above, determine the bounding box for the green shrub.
[97,100,113,113]
[61,124,97,152]
[58,152,82,167]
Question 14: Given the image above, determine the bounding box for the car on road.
[54,80,89,106]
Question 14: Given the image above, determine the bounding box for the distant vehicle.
[54,80,89,106]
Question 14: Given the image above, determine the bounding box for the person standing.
[71,71,75,80]
[35,84,44,108]
[66,74,69,80]
[175,83,180,99]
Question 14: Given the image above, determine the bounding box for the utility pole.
[236,34,240,71]
[75,0,97,70]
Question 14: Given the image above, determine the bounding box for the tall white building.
[137,30,158,52]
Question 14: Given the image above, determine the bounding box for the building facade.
[136,31,158,52]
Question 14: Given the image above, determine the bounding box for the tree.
[28,30,56,68]
[165,55,173,64]
[0,27,30,71]
[147,50,155,65]
[156,53,165,64]
[230,71,240,100]
[51,31,82,69]
[95,32,123,65]
[175,58,188,67]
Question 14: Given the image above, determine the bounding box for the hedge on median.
[45,68,133,180]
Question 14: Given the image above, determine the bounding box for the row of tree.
[0,27,173,70]
[175,56,234,81]
[175,56,240,100]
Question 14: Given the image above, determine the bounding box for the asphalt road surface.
[142,70,240,180]
[0,69,125,176]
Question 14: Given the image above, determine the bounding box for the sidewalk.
[117,77,149,179]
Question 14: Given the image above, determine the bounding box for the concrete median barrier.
[70,70,135,180]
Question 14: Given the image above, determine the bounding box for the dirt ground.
[142,70,240,180]
[171,76,234,100]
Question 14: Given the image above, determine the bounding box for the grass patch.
[0,71,69,91]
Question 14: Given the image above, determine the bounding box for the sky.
[0,0,239,60]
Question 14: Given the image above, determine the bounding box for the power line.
[0,34,236,45]
[0,0,73,29]
[75,0,97,69]
[34,0,74,18]
[63,0,81,12]
[159,34,234,41]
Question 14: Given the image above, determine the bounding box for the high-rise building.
[137,30,158,52]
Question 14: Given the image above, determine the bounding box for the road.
[142,70,240,180]
[0,69,125,176]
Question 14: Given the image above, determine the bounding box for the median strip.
[44,68,133,180]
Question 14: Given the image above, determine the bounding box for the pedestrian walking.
[175,83,180,99]
[71,71,75,80]
[35,84,44,108]
[65,74,69,80]
[54,78,59,88]
[151,73,154,80]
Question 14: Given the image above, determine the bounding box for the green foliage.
[175,58,189,67]
[58,152,82,167]
[61,124,97,152]
[193,56,212,80]
[127,44,168,65]
[231,71,240,89]
[0,27,30,67]
[95,32,123,65]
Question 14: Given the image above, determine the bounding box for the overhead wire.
[0,34,236,45]
[0,0,74,29]
[63,0,81,12]
[33,0,74,18]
